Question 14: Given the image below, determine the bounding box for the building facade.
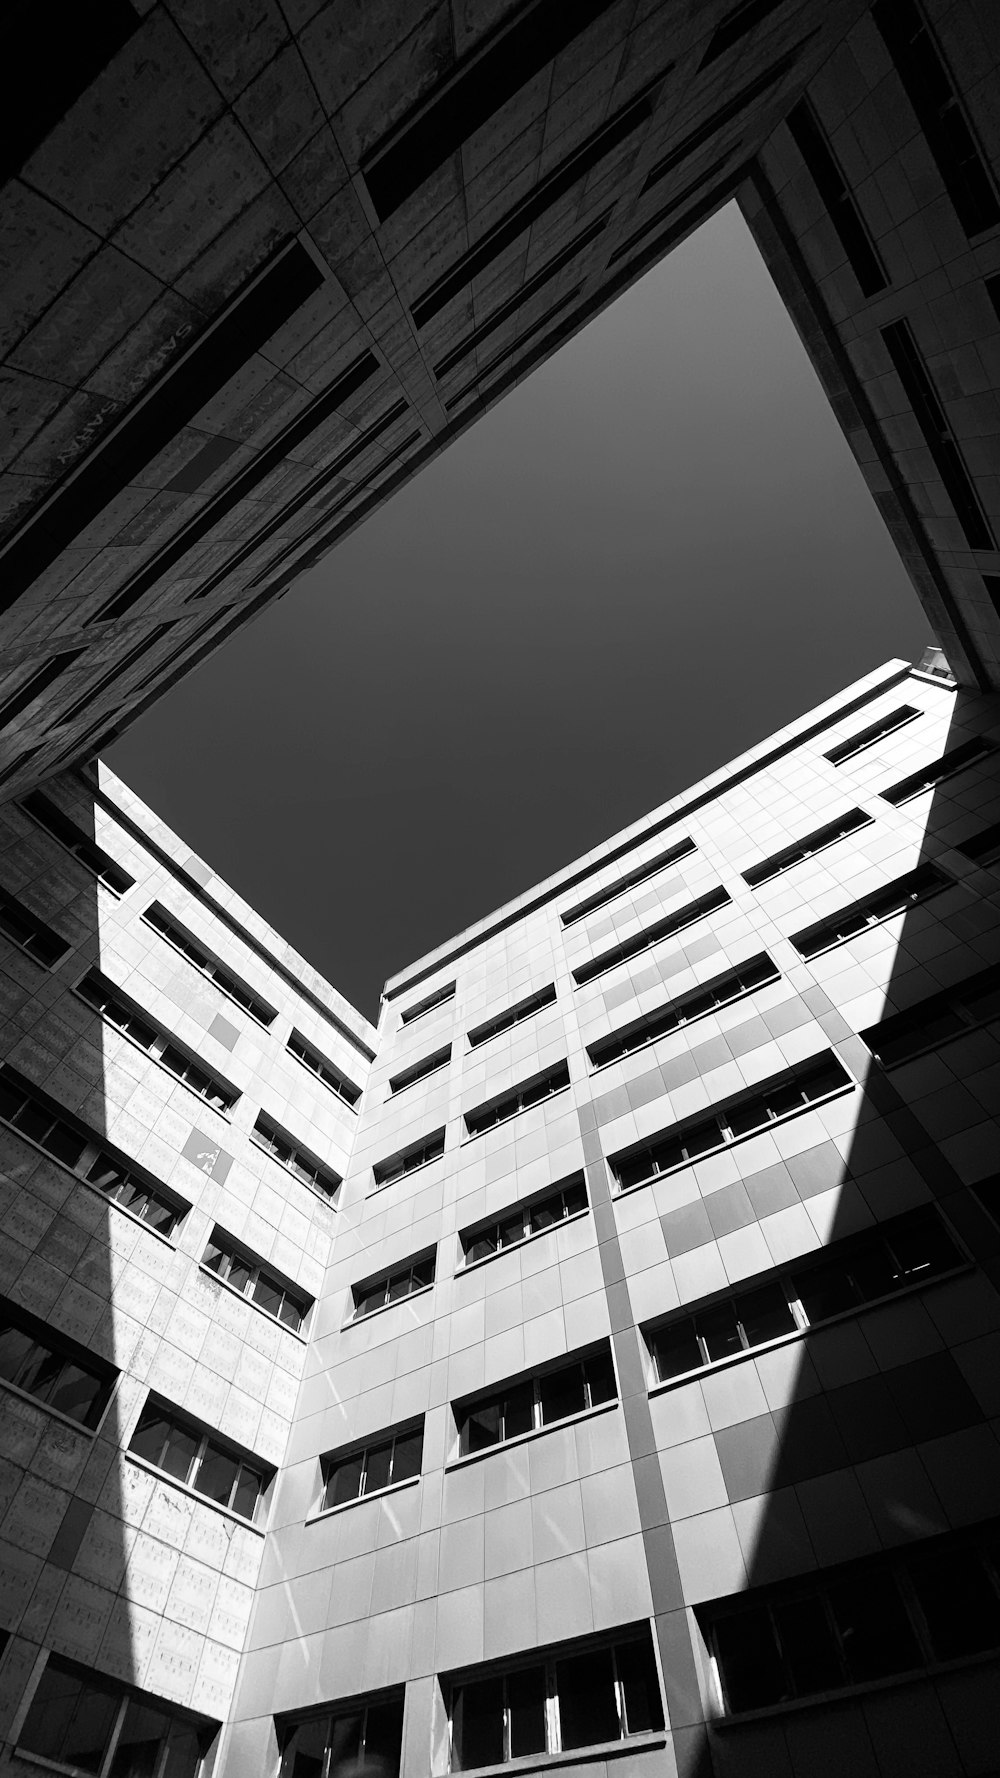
[2,0,1000,794]
[1,651,999,1777]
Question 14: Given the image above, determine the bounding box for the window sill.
[614,1077,855,1197]
[711,1645,1000,1730]
[0,1376,102,1440]
[198,1264,309,1342]
[124,1452,267,1534]
[462,1083,572,1144]
[443,1730,668,1774]
[446,1398,618,1471]
[646,1260,971,1398]
[459,1207,590,1275]
[744,818,875,889]
[14,1751,97,1778]
[306,1472,420,1523]
[343,1282,434,1329]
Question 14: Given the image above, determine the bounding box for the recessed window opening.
[881,736,997,804]
[464,1062,570,1137]
[202,1231,312,1332]
[17,1656,215,1778]
[252,1112,341,1200]
[647,1206,962,1386]
[588,954,778,1069]
[0,649,84,732]
[787,100,888,297]
[699,0,791,67]
[20,790,135,892]
[873,0,1000,238]
[612,1053,852,1192]
[861,963,1000,1067]
[559,837,696,925]
[461,1174,588,1266]
[467,984,557,1048]
[401,981,456,1024]
[0,886,71,967]
[446,1625,664,1767]
[823,705,919,764]
[0,1064,185,1235]
[572,886,731,986]
[881,320,995,552]
[352,1251,436,1319]
[434,216,611,380]
[129,1397,272,1521]
[959,820,1000,868]
[371,1128,447,1188]
[389,1044,451,1095]
[0,1295,117,1428]
[646,41,813,189]
[742,808,872,887]
[58,623,174,726]
[789,864,950,959]
[143,903,277,1027]
[76,968,239,1113]
[277,1694,404,1778]
[701,1514,1000,1715]
[456,1344,617,1457]
[320,1420,424,1509]
[287,1029,361,1107]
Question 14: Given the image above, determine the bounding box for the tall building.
[2,0,1000,794]
[1,650,999,1777]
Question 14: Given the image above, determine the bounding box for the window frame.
[16,1652,216,1778]
[251,1111,342,1201]
[466,984,558,1048]
[371,1127,447,1190]
[453,1344,618,1462]
[350,1250,437,1321]
[460,1175,589,1269]
[881,736,997,806]
[276,1690,405,1778]
[559,837,696,926]
[142,902,277,1028]
[822,703,919,765]
[463,1062,570,1139]
[318,1419,425,1514]
[0,885,71,968]
[74,968,240,1114]
[388,1043,452,1095]
[400,981,456,1024]
[0,1294,118,1432]
[201,1230,312,1334]
[287,1028,361,1108]
[571,885,731,987]
[788,864,950,960]
[587,953,779,1069]
[861,962,1000,1069]
[128,1396,272,1525]
[741,808,872,888]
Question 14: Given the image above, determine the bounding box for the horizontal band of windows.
[20,790,135,893]
[611,1052,853,1193]
[587,953,778,1069]
[388,1044,451,1095]
[699,0,788,67]
[701,1512,1000,1718]
[742,808,872,887]
[455,1343,617,1458]
[58,621,175,728]
[606,155,741,274]
[0,1293,117,1431]
[882,318,995,551]
[559,836,696,926]
[320,1418,424,1511]
[442,288,582,411]
[823,704,919,765]
[0,885,71,968]
[464,1062,570,1138]
[251,1113,341,1200]
[572,886,731,987]
[788,863,950,960]
[17,1654,215,1778]
[445,1624,664,1768]
[461,1174,588,1267]
[352,1251,436,1320]
[467,984,557,1049]
[861,961,1000,1068]
[0,1063,187,1237]
[959,819,1000,867]
[129,1395,272,1524]
[0,649,84,731]
[143,903,276,1028]
[400,981,456,1024]
[202,1229,311,1334]
[287,1029,361,1108]
[277,1692,403,1778]
[787,99,888,299]
[881,736,997,805]
[76,969,239,1114]
[646,1206,963,1389]
[371,1127,446,1189]
[647,40,813,190]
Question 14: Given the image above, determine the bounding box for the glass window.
[539,1364,586,1425]
[652,1320,701,1382]
[452,1677,504,1770]
[507,1666,546,1758]
[772,1596,842,1697]
[827,1572,921,1682]
[616,1637,663,1735]
[908,1545,1000,1660]
[713,1609,786,1711]
[109,1698,172,1778]
[555,1647,619,1749]
[19,1662,120,1773]
[195,1445,240,1507]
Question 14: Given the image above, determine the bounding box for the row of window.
[0,884,70,968]
[0,1295,116,1429]
[21,788,136,893]
[129,1398,271,1522]
[77,968,239,1114]
[143,902,278,1028]
[861,960,1000,1068]
[251,1110,342,1199]
[17,1657,213,1778]
[202,1230,310,1332]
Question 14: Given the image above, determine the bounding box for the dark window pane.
[652,1321,702,1382]
[890,1215,960,1281]
[281,1716,329,1778]
[278,1296,303,1331]
[195,1445,240,1506]
[391,1427,423,1484]
[161,1425,199,1484]
[737,1284,796,1348]
[62,1676,122,1772]
[386,1271,410,1304]
[46,1121,87,1167]
[681,1118,722,1159]
[530,1197,559,1232]
[500,1213,525,1248]
[109,1699,170,1778]
[252,1276,283,1318]
[326,1453,363,1507]
[584,1350,617,1406]
[161,1721,211,1778]
[727,1097,769,1138]
[129,1410,172,1467]
[20,1345,62,1401]
[19,1663,91,1762]
[364,1440,392,1494]
[848,1242,899,1302]
[794,1258,859,1324]
[356,1282,386,1317]
[467,1233,495,1264]
[327,1712,363,1773]
[502,1381,535,1440]
[773,1596,843,1697]
[232,1466,263,1521]
[616,1637,664,1734]
[828,1572,921,1682]
[540,1363,586,1426]
[697,1302,743,1363]
[714,1608,787,1711]
[49,1363,105,1427]
[908,1546,1000,1659]
[0,1325,35,1383]
[411,1258,435,1290]
[556,1647,620,1749]
[0,1079,23,1122]
[452,1677,504,1770]
[362,1700,404,1772]
[463,1402,500,1454]
[563,1182,588,1217]
[508,1664,547,1757]
[13,1101,54,1144]
[202,1244,225,1274]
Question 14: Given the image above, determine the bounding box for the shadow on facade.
[683,686,1000,1777]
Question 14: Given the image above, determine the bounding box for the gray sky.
[109,204,929,1022]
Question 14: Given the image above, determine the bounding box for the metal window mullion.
[894,1555,948,1664]
[98,1694,130,1778]
[546,1659,560,1755]
[191,1431,210,1490]
[532,1379,542,1433]
[502,1674,512,1762]
[359,1446,369,1498]
[610,1644,627,1738]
